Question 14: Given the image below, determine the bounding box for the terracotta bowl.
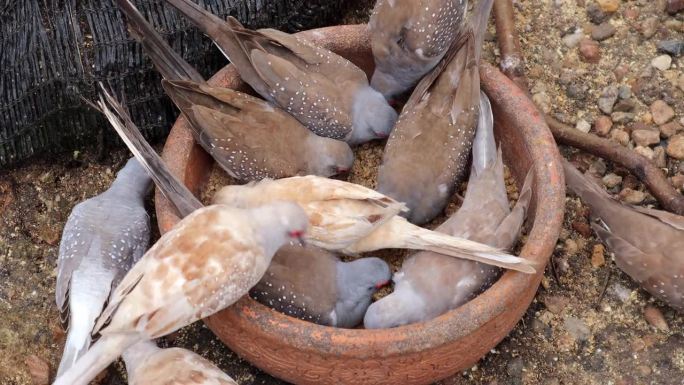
[155,24,564,385]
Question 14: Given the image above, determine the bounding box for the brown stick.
[492,0,684,215]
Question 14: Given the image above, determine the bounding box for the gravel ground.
[1,1,683,384]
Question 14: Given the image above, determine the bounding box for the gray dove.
[251,245,390,328]
[369,0,468,99]
[115,0,354,180]
[165,0,398,145]
[97,86,393,330]
[55,157,152,376]
[364,93,533,329]
[563,160,684,313]
[376,0,493,225]
[123,340,238,385]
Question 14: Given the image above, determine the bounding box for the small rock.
[666,135,684,159]
[651,54,673,71]
[572,220,592,237]
[564,316,591,342]
[594,116,613,136]
[579,38,601,63]
[613,99,636,112]
[598,85,619,114]
[587,2,609,24]
[602,173,622,188]
[651,100,675,125]
[644,305,669,331]
[589,159,607,175]
[636,365,652,376]
[614,64,630,81]
[641,17,659,38]
[566,83,588,100]
[619,188,645,204]
[610,128,630,146]
[641,113,653,124]
[622,174,639,190]
[632,129,661,147]
[611,112,635,123]
[618,85,632,100]
[660,121,683,138]
[657,40,684,57]
[671,174,684,190]
[609,283,632,303]
[591,244,606,268]
[623,7,639,20]
[507,357,524,379]
[654,146,667,167]
[596,0,619,12]
[591,21,616,41]
[24,355,49,385]
[564,239,579,256]
[543,295,570,314]
[533,92,552,114]
[667,0,684,15]
[576,119,591,133]
[635,146,655,160]
[562,28,584,48]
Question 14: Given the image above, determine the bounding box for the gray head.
[363,286,426,329]
[334,257,391,328]
[251,201,309,255]
[305,136,355,177]
[107,157,153,198]
[350,86,398,145]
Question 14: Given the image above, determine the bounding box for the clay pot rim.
[155,23,564,357]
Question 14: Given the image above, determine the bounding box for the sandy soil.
[1,1,683,384]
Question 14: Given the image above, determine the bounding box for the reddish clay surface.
[155,24,564,385]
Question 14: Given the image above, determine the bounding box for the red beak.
[374,280,390,289]
[288,230,306,247]
[335,166,349,174]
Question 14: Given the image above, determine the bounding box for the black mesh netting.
[0,0,349,167]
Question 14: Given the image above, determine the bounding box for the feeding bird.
[98,86,391,330]
[164,0,398,145]
[55,157,152,376]
[369,0,468,99]
[213,175,536,273]
[115,0,354,180]
[377,0,493,225]
[364,93,533,329]
[123,340,238,385]
[250,245,390,328]
[563,160,684,313]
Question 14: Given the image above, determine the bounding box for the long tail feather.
[472,0,494,61]
[53,333,140,385]
[115,0,204,82]
[354,218,537,274]
[56,324,92,377]
[472,91,496,175]
[95,84,203,218]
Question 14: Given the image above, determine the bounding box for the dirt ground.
[1,0,683,384]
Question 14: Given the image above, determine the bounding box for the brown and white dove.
[55,157,151,376]
[165,0,398,144]
[52,199,308,385]
[115,0,354,180]
[563,160,684,313]
[369,0,468,98]
[123,340,238,385]
[98,86,391,330]
[364,93,533,328]
[213,174,536,273]
[251,245,390,328]
[376,0,493,225]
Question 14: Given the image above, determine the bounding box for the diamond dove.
[165,0,398,144]
[369,0,468,98]
[364,93,533,328]
[55,157,151,376]
[563,160,683,313]
[377,0,494,224]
